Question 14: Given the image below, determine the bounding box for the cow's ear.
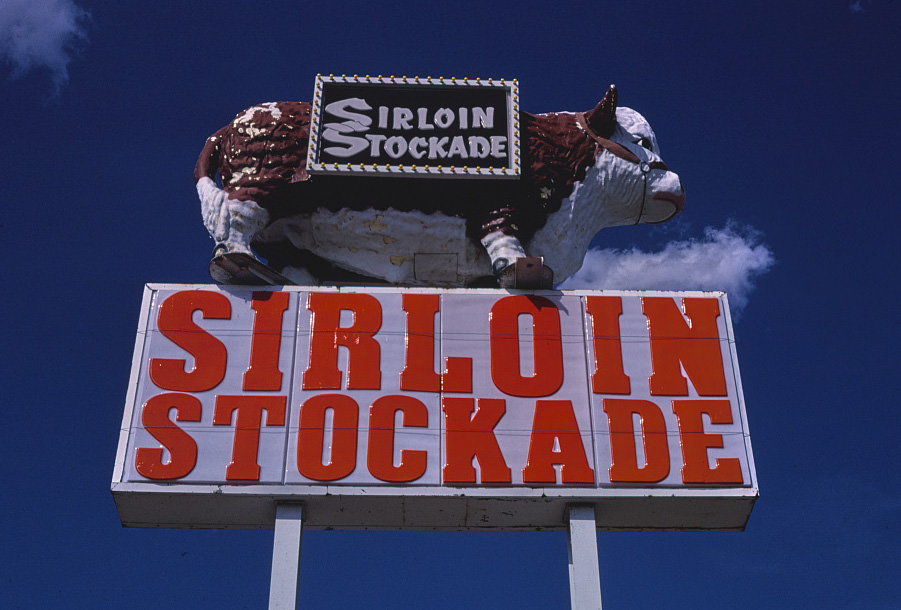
[585,84,618,137]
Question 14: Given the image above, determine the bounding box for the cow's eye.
[636,137,653,150]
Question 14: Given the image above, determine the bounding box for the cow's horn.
[585,84,618,137]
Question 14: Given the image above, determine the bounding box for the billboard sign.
[112,285,756,530]
[306,75,520,178]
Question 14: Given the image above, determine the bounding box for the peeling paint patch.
[228,168,255,185]
[234,102,283,124]
[365,215,387,232]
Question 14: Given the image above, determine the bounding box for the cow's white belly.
[262,208,491,286]
[258,152,655,286]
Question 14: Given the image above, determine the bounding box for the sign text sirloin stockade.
[321,98,506,161]
[123,287,753,489]
[308,77,518,174]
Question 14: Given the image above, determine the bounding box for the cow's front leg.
[480,230,554,289]
[197,177,270,257]
[480,230,527,275]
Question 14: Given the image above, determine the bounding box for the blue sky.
[1,1,898,608]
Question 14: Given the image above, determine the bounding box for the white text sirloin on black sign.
[120,286,754,490]
[321,98,508,162]
[308,78,517,174]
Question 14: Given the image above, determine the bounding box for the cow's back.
[215,101,312,204]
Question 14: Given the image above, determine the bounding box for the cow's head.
[581,85,684,226]
[528,86,686,281]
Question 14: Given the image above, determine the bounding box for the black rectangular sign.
[307,75,520,178]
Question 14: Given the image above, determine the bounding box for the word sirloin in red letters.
[121,286,754,490]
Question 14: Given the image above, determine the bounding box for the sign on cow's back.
[308,75,519,178]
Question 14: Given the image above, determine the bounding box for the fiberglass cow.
[194,85,684,287]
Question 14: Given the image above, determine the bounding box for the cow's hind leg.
[197,177,270,257]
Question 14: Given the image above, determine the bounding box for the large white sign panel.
[112,285,757,531]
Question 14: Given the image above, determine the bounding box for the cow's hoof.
[497,264,517,288]
[496,257,554,290]
[492,258,511,275]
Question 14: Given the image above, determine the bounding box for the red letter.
[400,294,471,392]
[367,395,429,482]
[522,400,594,484]
[135,393,202,480]
[603,399,670,482]
[585,296,630,394]
[296,393,359,481]
[442,397,511,483]
[642,297,727,396]
[213,395,287,481]
[672,400,743,484]
[490,296,563,397]
[243,291,290,391]
[149,290,230,392]
[303,293,381,390]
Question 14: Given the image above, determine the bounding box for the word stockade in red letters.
[112,285,756,531]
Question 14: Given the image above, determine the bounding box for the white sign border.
[112,284,758,531]
[306,74,521,178]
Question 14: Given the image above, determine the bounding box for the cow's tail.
[194,127,227,184]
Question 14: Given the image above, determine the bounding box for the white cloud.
[559,223,774,313]
[0,0,89,91]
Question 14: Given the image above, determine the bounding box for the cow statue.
[194,84,684,287]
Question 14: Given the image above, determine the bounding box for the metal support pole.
[269,503,304,610]
[567,504,602,610]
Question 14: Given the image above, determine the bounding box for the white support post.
[567,504,602,610]
[269,503,304,610]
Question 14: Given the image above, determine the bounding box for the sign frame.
[306,74,521,178]
[112,284,757,531]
